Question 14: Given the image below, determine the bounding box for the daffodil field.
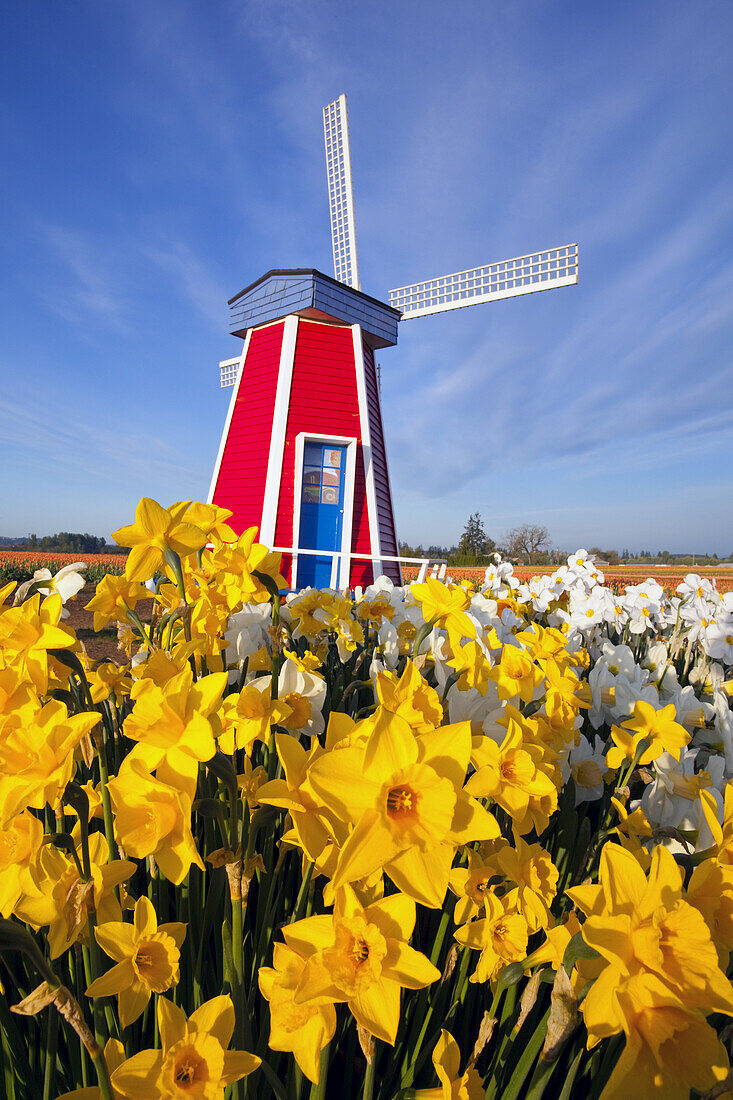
[2,500,733,1100]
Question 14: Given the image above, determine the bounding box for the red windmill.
[208,95,578,589]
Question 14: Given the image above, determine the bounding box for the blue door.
[297,442,347,588]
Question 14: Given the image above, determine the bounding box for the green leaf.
[253,569,283,603]
[562,931,599,973]
[496,961,526,992]
[205,752,239,798]
[0,920,56,985]
[47,648,88,682]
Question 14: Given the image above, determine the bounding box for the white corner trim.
[259,315,299,545]
[207,330,251,504]
[292,432,357,590]
[351,325,382,577]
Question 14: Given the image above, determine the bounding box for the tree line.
[400,515,559,565]
[400,516,733,567]
[12,532,116,554]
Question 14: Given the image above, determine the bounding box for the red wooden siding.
[362,341,401,584]
[211,322,284,535]
[274,319,374,587]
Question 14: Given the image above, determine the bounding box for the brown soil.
[64,583,154,665]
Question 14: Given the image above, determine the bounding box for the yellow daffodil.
[446,632,493,695]
[86,897,185,1027]
[567,843,733,1049]
[258,733,340,864]
[282,647,323,673]
[87,661,133,705]
[684,856,733,954]
[15,831,134,958]
[599,973,729,1100]
[455,889,529,984]
[494,837,558,932]
[217,684,292,755]
[0,810,45,917]
[448,843,507,925]
[85,575,150,631]
[124,667,227,796]
[356,595,395,623]
[112,497,208,582]
[466,707,557,829]
[258,942,337,1083]
[487,644,544,704]
[111,995,260,1098]
[0,593,76,692]
[606,701,690,769]
[307,713,499,907]
[409,577,476,638]
[414,1029,483,1099]
[108,759,204,884]
[523,911,583,972]
[374,659,443,730]
[286,887,440,1044]
[183,501,237,545]
[0,700,100,825]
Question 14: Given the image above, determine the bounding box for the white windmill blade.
[389,243,579,319]
[323,94,360,290]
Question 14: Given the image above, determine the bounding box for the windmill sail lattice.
[389,244,578,319]
[323,95,360,290]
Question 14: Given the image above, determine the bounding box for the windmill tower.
[208,94,578,590]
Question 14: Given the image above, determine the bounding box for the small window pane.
[321,485,339,505]
[325,448,342,468]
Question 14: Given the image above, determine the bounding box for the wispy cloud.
[36,223,128,333]
[143,239,229,329]
[0,394,203,488]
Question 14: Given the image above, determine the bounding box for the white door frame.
[292,432,357,589]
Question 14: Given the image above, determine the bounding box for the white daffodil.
[31,562,87,618]
[224,604,272,664]
[641,748,725,855]
[677,574,719,602]
[482,561,519,599]
[249,658,326,738]
[703,619,733,666]
[560,734,609,805]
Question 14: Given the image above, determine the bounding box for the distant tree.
[457,513,495,560]
[37,532,106,554]
[603,549,620,566]
[505,523,550,564]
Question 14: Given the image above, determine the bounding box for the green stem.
[309,1042,331,1099]
[362,1040,378,1100]
[42,1003,58,1100]
[92,1048,116,1100]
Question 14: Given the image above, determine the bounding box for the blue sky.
[1,1,732,554]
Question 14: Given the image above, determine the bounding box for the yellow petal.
[222,1050,261,1084]
[85,960,134,999]
[118,983,150,1029]
[111,1049,162,1099]
[157,995,186,1048]
[133,897,158,938]
[350,976,401,1044]
[382,942,440,989]
[332,812,396,891]
[190,994,235,1047]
